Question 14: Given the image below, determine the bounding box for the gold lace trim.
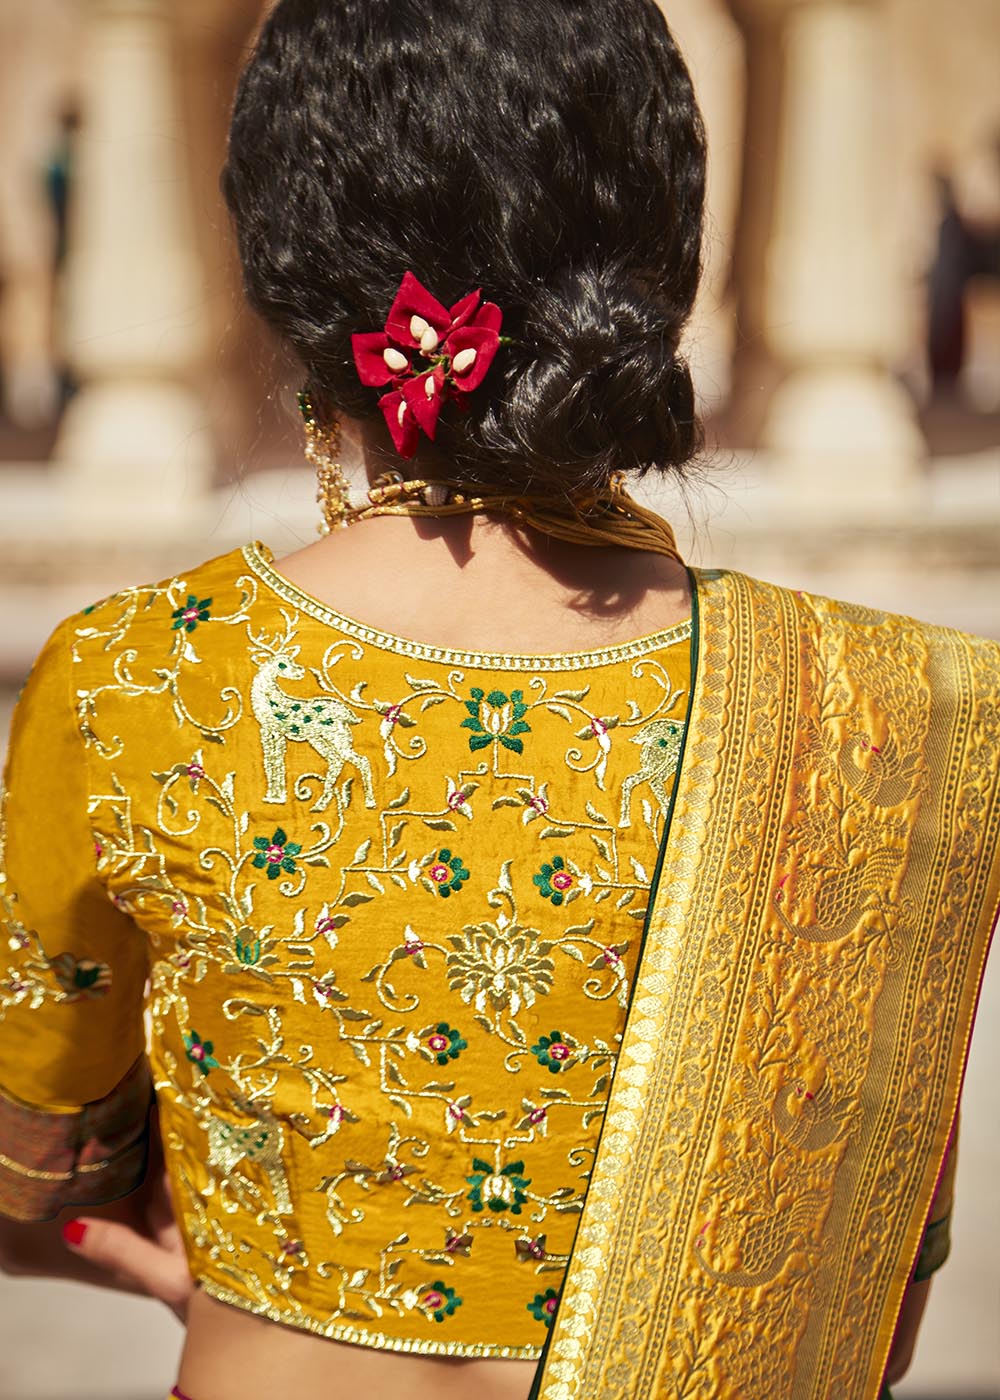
[199,1278,543,1360]
[243,541,692,672]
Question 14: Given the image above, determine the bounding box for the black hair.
[222,0,707,496]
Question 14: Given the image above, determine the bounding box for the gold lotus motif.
[445,920,555,1016]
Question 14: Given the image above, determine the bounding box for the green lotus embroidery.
[234,932,261,965]
[461,687,531,754]
[466,1158,531,1214]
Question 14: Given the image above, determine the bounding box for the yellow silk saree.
[532,567,1000,1400]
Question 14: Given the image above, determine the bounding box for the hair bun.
[477,264,701,495]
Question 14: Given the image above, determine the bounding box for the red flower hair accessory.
[352,271,504,458]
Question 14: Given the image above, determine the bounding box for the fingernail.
[62,1218,88,1247]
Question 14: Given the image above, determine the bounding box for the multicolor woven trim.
[0,1054,153,1221]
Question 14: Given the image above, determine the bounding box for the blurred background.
[0,0,997,1396]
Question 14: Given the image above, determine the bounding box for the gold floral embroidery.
[5,544,691,1357]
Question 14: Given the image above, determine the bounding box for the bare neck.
[271,512,692,654]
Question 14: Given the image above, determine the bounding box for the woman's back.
[1,520,691,1400]
[3,1,992,1396]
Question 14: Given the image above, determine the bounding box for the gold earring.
[298,390,353,534]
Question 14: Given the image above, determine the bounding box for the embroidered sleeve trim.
[242,541,693,671]
[912,1214,952,1282]
[0,1054,153,1221]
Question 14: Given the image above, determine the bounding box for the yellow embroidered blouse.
[0,541,693,1358]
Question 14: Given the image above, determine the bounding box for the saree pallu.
[532,569,1000,1400]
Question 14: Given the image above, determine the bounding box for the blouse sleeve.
[0,618,153,1221]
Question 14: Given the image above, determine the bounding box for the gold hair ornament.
[299,391,683,562]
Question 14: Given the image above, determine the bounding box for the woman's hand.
[60,1105,193,1322]
[1,1103,193,1322]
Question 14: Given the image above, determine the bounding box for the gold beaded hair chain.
[300,391,684,564]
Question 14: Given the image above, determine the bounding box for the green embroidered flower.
[533,855,575,906]
[184,1030,219,1075]
[234,931,261,965]
[466,1158,531,1215]
[531,1029,575,1074]
[171,594,212,632]
[424,1022,467,1065]
[428,848,469,898]
[461,687,531,754]
[528,1288,560,1327]
[252,828,303,880]
[48,953,112,1002]
[420,1282,463,1323]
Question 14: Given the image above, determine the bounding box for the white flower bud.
[420,327,440,355]
[452,347,478,375]
[410,314,430,339]
[425,376,437,398]
[383,348,409,373]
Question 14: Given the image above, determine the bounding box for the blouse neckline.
[241,540,692,673]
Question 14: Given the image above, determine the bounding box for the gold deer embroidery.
[195,1090,293,1217]
[618,717,684,828]
[249,614,376,814]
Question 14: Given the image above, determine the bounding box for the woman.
[0,3,996,1398]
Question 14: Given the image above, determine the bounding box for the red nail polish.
[62,1218,88,1247]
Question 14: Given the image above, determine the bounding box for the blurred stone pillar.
[740,0,925,505]
[55,0,214,519]
[658,0,746,420]
[0,0,78,430]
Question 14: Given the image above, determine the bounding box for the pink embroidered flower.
[602,946,622,969]
[186,760,205,781]
[551,870,573,892]
[351,271,504,457]
[528,1106,547,1125]
[429,862,451,884]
